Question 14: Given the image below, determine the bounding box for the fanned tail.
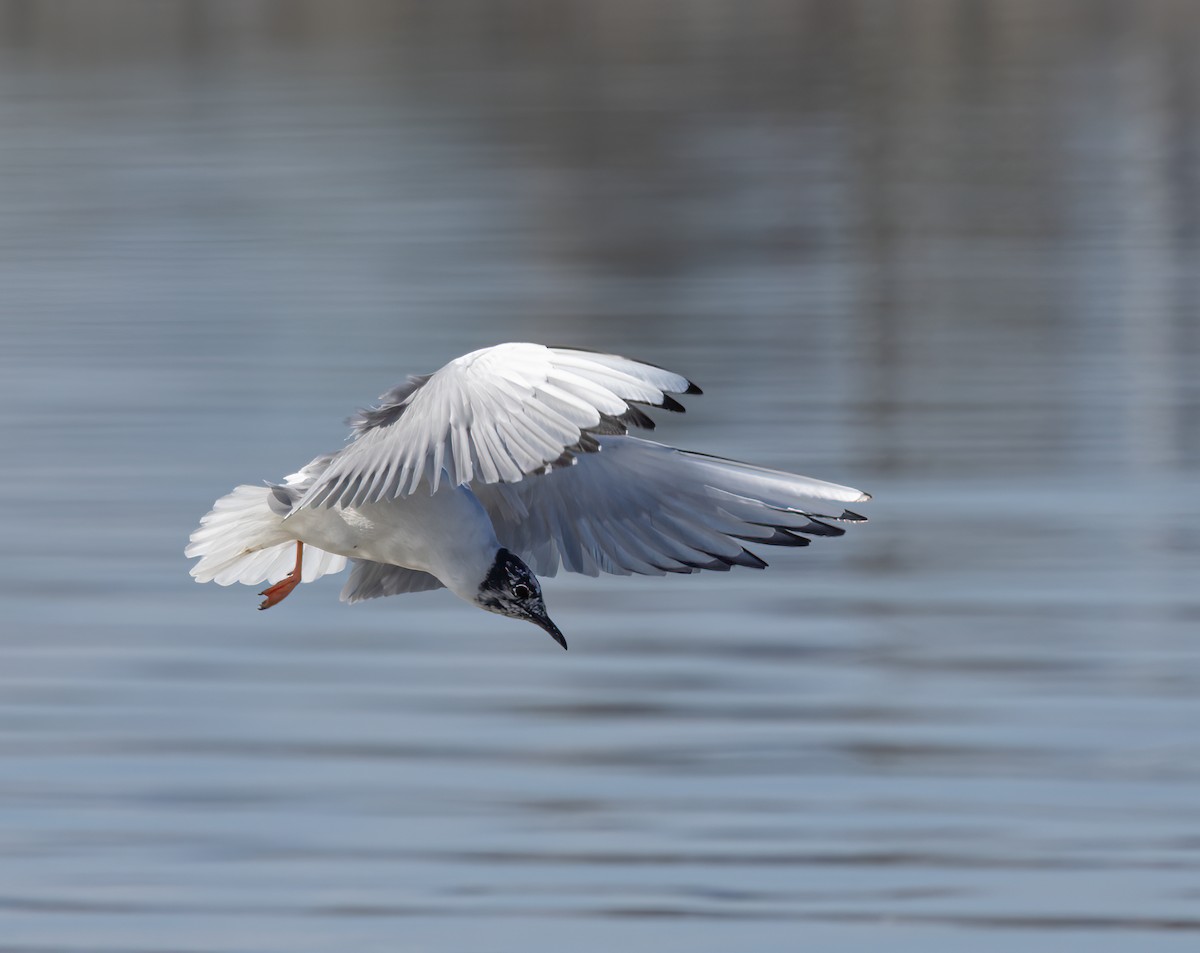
[186,484,346,587]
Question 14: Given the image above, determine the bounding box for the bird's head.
[475,548,566,650]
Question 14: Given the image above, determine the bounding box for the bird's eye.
[513,583,531,599]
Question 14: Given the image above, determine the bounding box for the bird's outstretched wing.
[472,436,870,577]
[298,344,699,509]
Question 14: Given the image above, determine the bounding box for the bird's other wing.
[340,560,445,603]
[298,344,699,509]
[472,436,870,577]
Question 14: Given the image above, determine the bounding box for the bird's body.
[187,343,870,648]
[278,482,502,603]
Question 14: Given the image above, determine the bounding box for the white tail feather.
[186,485,346,587]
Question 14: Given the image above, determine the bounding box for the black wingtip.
[736,547,769,570]
[618,405,656,430]
[734,527,811,547]
[684,380,703,395]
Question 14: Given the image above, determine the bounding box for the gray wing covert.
[472,436,869,578]
[340,560,445,603]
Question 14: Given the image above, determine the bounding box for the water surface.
[1,2,1198,951]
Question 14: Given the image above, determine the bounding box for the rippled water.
[2,2,1199,950]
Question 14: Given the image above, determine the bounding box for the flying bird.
[187,343,870,649]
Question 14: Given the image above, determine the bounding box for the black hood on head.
[477,549,567,650]
[479,548,526,597]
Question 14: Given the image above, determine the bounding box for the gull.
[186,343,870,649]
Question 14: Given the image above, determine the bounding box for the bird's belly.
[283,506,396,563]
[282,484,498,578]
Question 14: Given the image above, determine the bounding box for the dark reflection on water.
[2,1,1200,951]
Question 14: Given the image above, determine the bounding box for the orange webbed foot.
[258,542,304,610]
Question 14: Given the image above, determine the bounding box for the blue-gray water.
[2,2,1199,951]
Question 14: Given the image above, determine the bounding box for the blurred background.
[1,1,1198,950]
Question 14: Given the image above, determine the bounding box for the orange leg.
[258,541,304,610]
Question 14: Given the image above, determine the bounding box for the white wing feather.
[298,344,697,509]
